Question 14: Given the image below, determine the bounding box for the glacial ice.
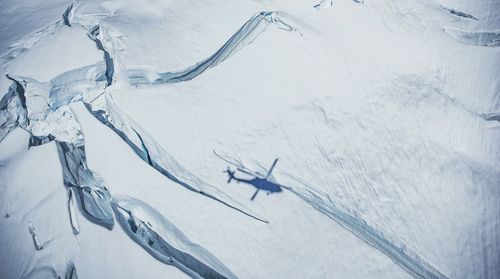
[112,195,238,279]
[314,0,333,10]
[1,0,498,278]
[445,28,500,47]
[438,4,478,21]
[65,261,78,279]
[59,4,268,223]
[47,62,107,107]
[29,134,56,147]
[0,0,268,228]
[87,29,115,85]
[56,141,114,229]
[67,187,80,235]
[28,221,44,251]
[481,112,500,121]
[4,63,105,146]
[0,81,27,142]
[62,3,75,27]
[127,11,300,85]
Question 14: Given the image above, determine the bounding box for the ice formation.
[0,0,498,278]
[113,195,238,279]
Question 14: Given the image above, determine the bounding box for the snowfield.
[0,0,499,278]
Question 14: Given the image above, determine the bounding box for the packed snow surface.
[0,0,499,278]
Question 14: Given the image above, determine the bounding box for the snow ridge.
[438,4,478,20]
[127,11,300,85]
[113,195,238,279]
[67,187,81,235]
[445,28,500,47]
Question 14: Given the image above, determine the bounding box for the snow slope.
[0,0,499,278]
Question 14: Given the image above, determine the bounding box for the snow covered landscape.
[0,0,499,278]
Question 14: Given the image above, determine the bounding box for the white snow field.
[0,0,499,278]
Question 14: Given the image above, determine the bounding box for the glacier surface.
[0,0,499,278]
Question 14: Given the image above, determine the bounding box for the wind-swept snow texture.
[282,174,448,279]
[0,0,499,278]
[213,152,448,278]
